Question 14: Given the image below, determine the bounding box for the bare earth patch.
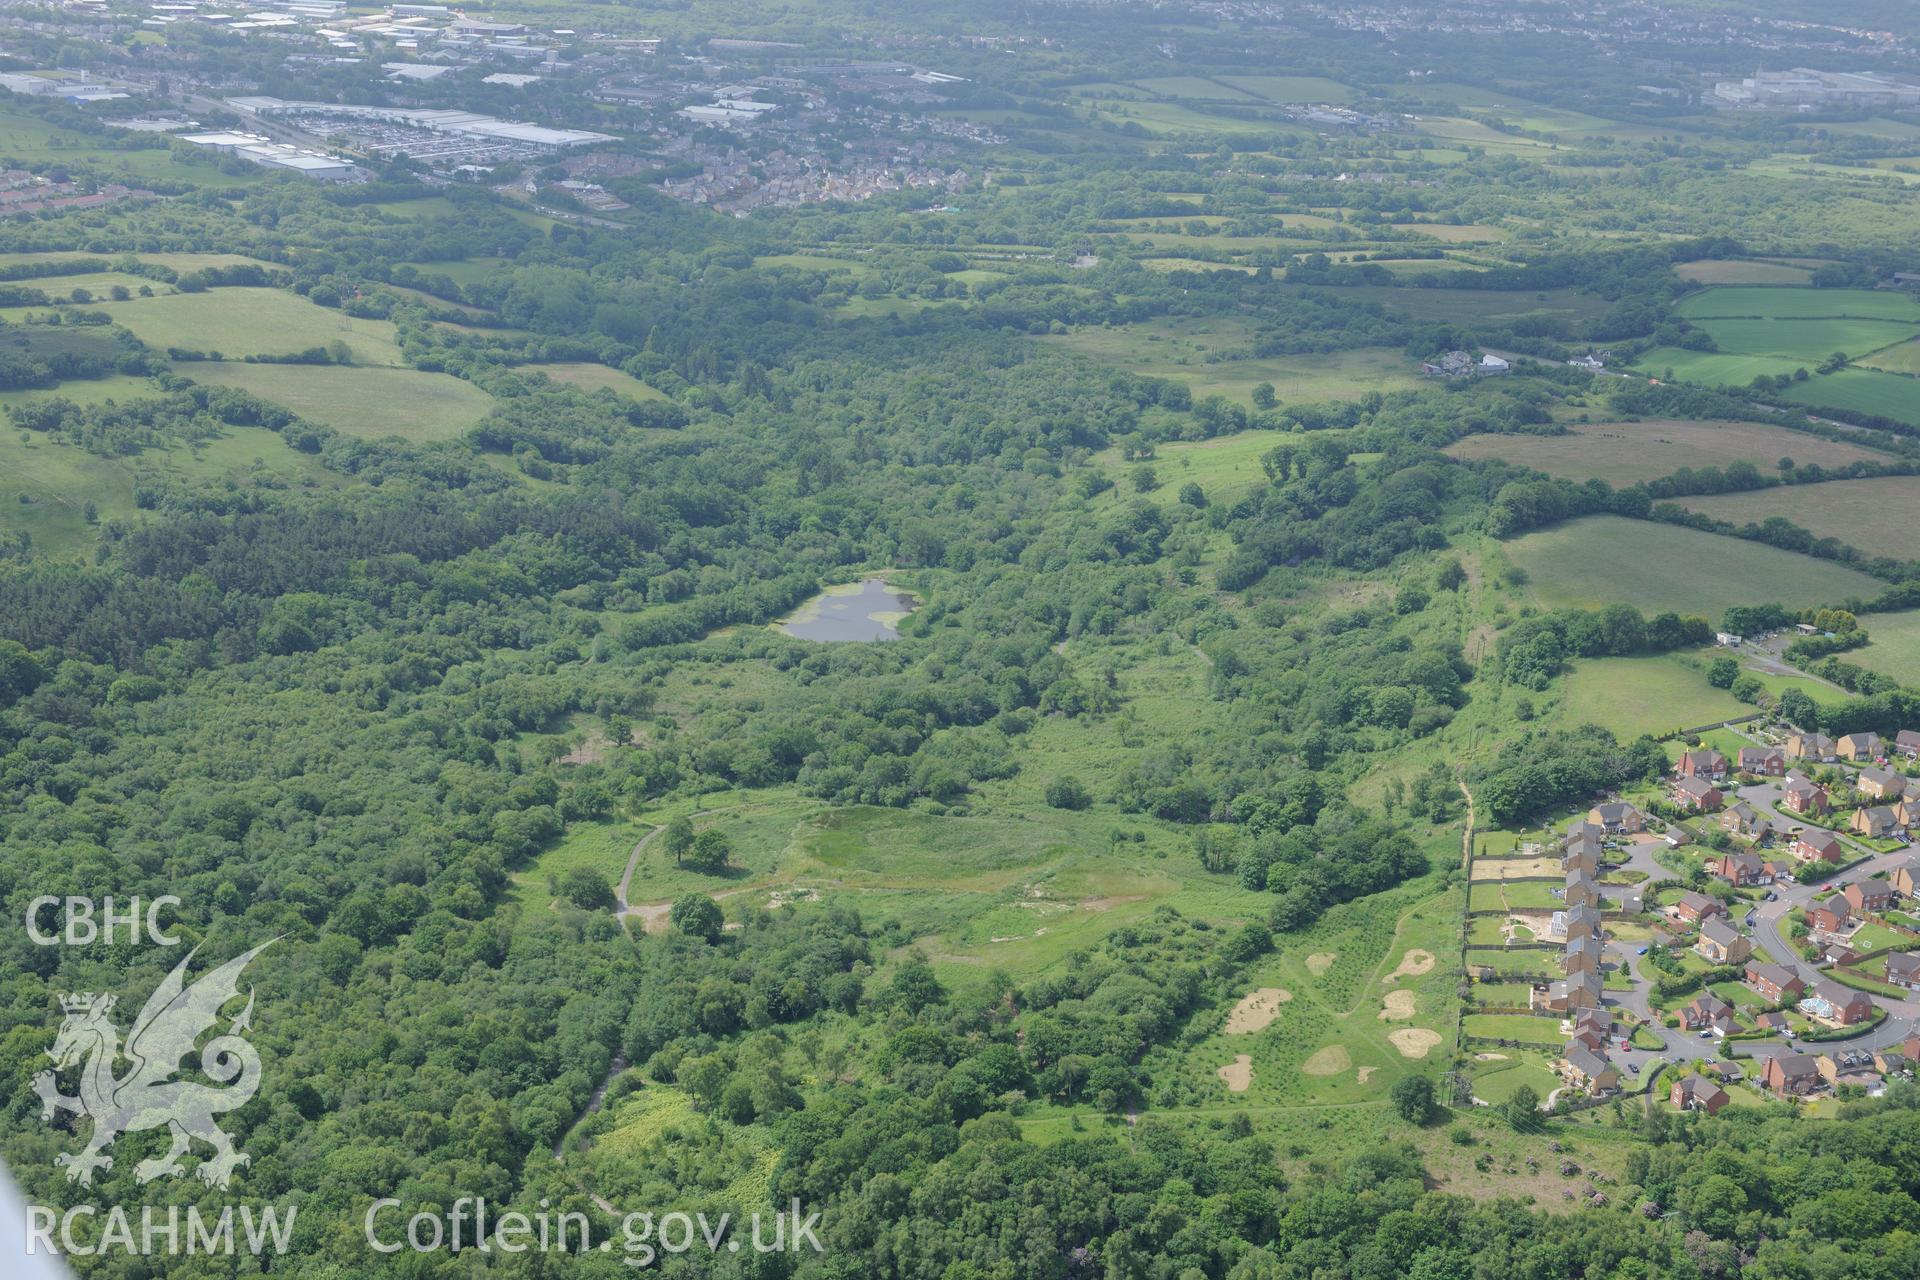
[1356,1066,1377,1084]
[1225,987,1292,1034]
[1302,1045,1351,1076]
[1218,1054,1253,1092]
[1378,990,1417,1021]
[1471,857,1560,881]
[1383,949,1436,983]
[1390,1028,1443,1059]
[1306,952,1337,976]
[1474,1051,1509,1062]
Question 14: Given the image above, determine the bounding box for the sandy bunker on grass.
[1302,1045,1351,1076]
[1390,1028,1443,1058]
[1225,987,1292,1034]
[1383,950,1436,983]
[1379,990,1417,1021]
[1306,952,1336,975]
[1356,1066,1377,1084]
[1217,1054,1253,1092]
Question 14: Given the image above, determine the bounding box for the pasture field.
[1632,347,1806,385]
[182,363,495,442]
[0,420,333,557]
[398,257,511,286]
[1505,515,1881,615]
[1673,260,1815,286]
[1036,319,1421,404]
[1781,367,1920,427]
[1858,339,1920,374]
[1309,283,1608,324]
[1853,609,1920,685]
[1215,75,1356,103]
[103,288,408,366]
[1557,654,1747,740]
[1088,429,1290,507]
[1695,315,1920,359]
[1139,257,1257,275]
[1126,76,1261,101]
[1443,419,1887,485]
[1083,100,1294,138]
[1391,222,1509,243]
[1675,287,1920,322]
[1677,476,1920,560]
[520,361,669,400]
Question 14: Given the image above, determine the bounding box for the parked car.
[1636,946,1648,955]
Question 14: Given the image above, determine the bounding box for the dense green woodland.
[3,2,1920,1275]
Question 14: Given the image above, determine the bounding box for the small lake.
[780,579,917,642]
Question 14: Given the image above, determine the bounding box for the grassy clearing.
[183,363,494,442]
[1633,347,1808,386]
[1781,367,1920,427]
[103,288,407,366]
[1444,419,1887,485]
[1854,609,1920,684]
[1676,287,1920,322]
[1089,429,1289,507]
[1676,476,1920,560]
[1309,284,1607,324]
[1674,260,1815,286]
[0,420,334,557]
[399,257,511,286]
[1036,318,1419,405]
[1558,653,1747,739]
[1127,76,1263,101]
[1695,316,1920,360]
[1391,222,1509,243]
[1215,75,1356,103]
[1506,515,1880,615]
[520,361,668,400]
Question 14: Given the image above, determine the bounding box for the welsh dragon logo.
[32,940,274,1190]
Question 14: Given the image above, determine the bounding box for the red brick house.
[1843,879,1894,914]
[1793,831,1844,864]
[1738,746,1787,777]
[1671,1075,1729,1114]
[1673,776,1724,812]
[1745,961,1805,1002]
[1677,749,1728,780]
[1783,775,1830,816]
[1805,902,1852,935]
[1762,1052,1823,1097]
[1804,980,1874,1026]
[1672,891,1725,924]
[1710,851,1776,885]
[1887,952,1920,991]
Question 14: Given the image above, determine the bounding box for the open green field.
[1088,429,1289,507]
[1445,418,1887,485]
[1674,260,1815,286]
[1633,347,1808,385]
[519,361,668,400]
[398,257,511,287]
[1780,367,1920,427]
[1126,76,1262,101]
[1677,476,1920,560]
[1391,222,1509,243]
[1036,318,1421,405]
[1311,283,1607,324]
[103,288,407,366]
[1082,99,1296,139]
[1854,609,1920,685]
[1215,75,1356,103]
[1505,515,1882,615]
[1558,653,1747,739]
[183,363,494,442]
[1858,339,1920,374]
[0,419,334,557]
[1676,287,1920,322]
[1695,316,1920,360]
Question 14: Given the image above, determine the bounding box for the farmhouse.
[1786,733,1837,764]
[1856,767,1905,802]
[1557,1044,1618,1095]
[1792,830,1844,864]
[1851,806,1899,840]
[1672,777,1723,812]
[1587,802,1643,834]
[1838,731,1884,761]
[1762,1052,1823,1097]
[1670,1075,1729,1114]
[1801,980,1874,1026]
[1843,879,1894,914]
[1783,774,1830,816]
[1745,961,1804,1002]
[1696,915,1751,965]
[1677,749,1728,780]
[1738,746,1787,777]
[1710,850,1776,885]
[1680,993,1736,1036]
[1887,952,1920,990]
[1671,891,1725,925]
